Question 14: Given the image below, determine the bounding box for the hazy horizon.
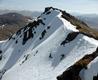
[0,0,98,14]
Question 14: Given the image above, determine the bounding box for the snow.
[0,40,6,48]
[58,12,79,32]
[0,8,98,80]
[0,41,6,44]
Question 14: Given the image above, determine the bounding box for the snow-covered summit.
[0,7,98,80]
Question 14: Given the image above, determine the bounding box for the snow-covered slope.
[0,7,98,80]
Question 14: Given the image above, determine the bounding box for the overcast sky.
[0,0,98,14]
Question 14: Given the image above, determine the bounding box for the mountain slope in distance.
[0,12,32,40]
[75,14,98,31]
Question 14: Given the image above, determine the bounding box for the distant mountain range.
[0,9,41,17]
[0,9,97,29]
[74,14,98,30]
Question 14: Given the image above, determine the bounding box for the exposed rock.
[93,74,98,80]
[61,32,79,46]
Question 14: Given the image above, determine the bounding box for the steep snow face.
[0,7,60,71]
[0,7,98,80]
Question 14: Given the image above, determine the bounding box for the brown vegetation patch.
[0,25,20,40]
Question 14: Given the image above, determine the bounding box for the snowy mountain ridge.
[0,7,98,80]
